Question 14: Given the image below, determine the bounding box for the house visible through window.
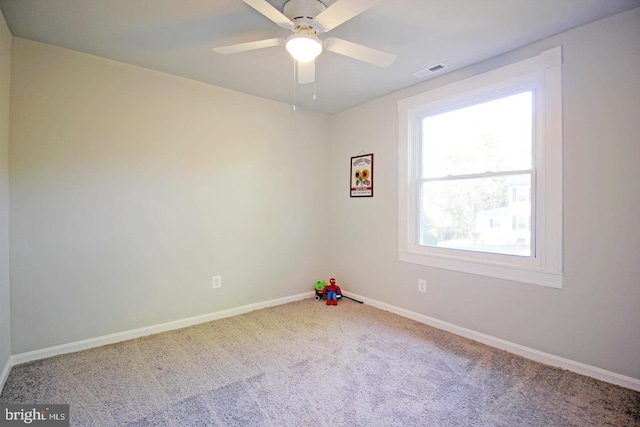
[419,91,533,257]
[398,47,563,288]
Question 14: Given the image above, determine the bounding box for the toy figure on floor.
[323,278,341,306]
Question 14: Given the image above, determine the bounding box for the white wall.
[9,39,330,353]
[0,9,11,375]
[329,8,640,381]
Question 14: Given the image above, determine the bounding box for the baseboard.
[11,291,314,367]
[344,292,640,392]
[0,355,13,393]
[8,290,639,393]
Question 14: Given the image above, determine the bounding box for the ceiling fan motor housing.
[283,0,327,30]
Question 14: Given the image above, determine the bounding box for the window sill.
[399,250,563,289]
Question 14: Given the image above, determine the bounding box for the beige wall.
[4,8,639,384]
[0,9,11,377]
[9,39,330,353]
[329,8,640,380]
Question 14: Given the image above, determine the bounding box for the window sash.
[417,170,535,258]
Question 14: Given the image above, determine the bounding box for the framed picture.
[350,153,374,197]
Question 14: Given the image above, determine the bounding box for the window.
[398,47,563,288]
[419,91,533,257]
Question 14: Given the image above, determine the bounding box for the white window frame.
[398,47,563,288]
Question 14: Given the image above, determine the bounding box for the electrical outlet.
[418,279,427,293]
[212,275,222,289]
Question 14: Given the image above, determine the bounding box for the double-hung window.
[398,47,563,288]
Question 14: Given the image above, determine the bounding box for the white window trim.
[398,47,563,288]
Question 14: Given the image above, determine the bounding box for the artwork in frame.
[350,153,374,197]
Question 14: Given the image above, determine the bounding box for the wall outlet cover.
[418,279,427,293]
[212,276,222,289]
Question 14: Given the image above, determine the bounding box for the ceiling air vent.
[412,63,448,79]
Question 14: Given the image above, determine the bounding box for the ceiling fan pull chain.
[293,59,297,111]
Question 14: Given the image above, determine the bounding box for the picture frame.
[350,153,374,197]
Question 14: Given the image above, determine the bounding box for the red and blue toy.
[314,278,341,304]
[323,278,341,305]
[313,278,363,305]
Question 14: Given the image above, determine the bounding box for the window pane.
[420,174,531,256]
[421,91,533,178]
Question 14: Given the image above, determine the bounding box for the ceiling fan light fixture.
[286,28,323,62]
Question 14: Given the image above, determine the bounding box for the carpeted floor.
[1,297,639,426]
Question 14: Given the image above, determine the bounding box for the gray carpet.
[1,298,639,426]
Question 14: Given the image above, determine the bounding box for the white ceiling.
[1,0,639,114]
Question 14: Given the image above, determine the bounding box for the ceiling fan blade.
[298,61,315,84]
[213,38,284,54]
[324,37,396,67]
[314,0,383,32]
[242,0,294,30]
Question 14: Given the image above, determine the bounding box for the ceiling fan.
[213,0,396,85]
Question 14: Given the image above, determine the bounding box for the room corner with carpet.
[1,2,640,426]
[1,297,639,426]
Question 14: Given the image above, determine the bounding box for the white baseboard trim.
[344,292,640,392]
[0,355,13,393]
[11,292,313,367]
[6,290,639,393]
